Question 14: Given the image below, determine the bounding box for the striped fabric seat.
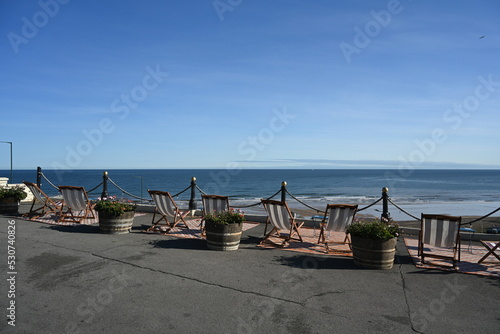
[200,195,231,233]
[317,204,358,253]
[58,186,95,223]
[260,199,303,246]
[419,214,461,269]
[202,195,229,214]
[23,181,63,218]
[148,190,189,232]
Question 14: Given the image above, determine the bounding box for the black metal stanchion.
[189,177,197,211]
[101,171,109,199]
[381,187,390,221]
[36,166,42,188]
[281,181,287,202]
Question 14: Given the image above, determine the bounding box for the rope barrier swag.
[35,167,499,224]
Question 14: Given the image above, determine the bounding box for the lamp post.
[0,141,13,182]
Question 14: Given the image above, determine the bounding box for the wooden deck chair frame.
[147,190,189,232]
[317,204,358,253]
[58,186,95,223]
[260,199,304,247]
[478,241,500,264]
[418,214,461,269]
[201,194,230,232]
[22,181,63,218]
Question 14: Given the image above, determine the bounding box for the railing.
[34,166,500,225]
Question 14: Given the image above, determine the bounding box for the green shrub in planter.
[346,219,400,270]
[204,209,245,251]
[0,186,28,201]
[204,209,245,225]
[346,219,399,240]
[94,196,136,215]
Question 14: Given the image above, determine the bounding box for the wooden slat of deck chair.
[147,190,189,232]
[22,181,63,218]
[317,204,358,253]
[58,186,95,223]
[419,214,461,269]
[260,199,304,247]
[478,241,500,263]
[201,194,230,232]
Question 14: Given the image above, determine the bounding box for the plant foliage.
[204,209,244,225]
[0,186,28,200]
[95,196,136,215]
[346,219,400,241]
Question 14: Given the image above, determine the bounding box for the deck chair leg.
[260,227,280,246]
[290,222,303,242]
[170,210,190,230]
[263,219,270,237]
[317,226,325,244]
[147,210,171,233]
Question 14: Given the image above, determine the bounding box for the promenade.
[1,204,499,334]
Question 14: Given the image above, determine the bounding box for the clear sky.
[1,0,499,170]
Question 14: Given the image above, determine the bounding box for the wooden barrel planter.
[0,197,20,215]
[351,236,397,270]
[98,211,135,234]
[205,222,243,251]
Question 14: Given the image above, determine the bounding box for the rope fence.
[387,198,420,221]
[34,167,500,226]
[172,185,192,198]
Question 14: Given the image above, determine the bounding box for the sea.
[2,168,500,221]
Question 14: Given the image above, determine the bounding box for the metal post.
[0,141,13,181]
[281,181,287,202]
[101,171,109,199]
[189,177,197,211]
[381,187,390,221]
[37,166,42,188]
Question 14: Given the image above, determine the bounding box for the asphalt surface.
[1,204,499,334]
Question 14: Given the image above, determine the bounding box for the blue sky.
[1,0,499,170]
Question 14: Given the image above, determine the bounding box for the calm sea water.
[3,169,500,221]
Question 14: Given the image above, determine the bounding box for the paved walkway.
[1,205,499,334]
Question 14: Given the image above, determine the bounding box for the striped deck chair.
[147,190,189,232]
[317,204,358,253]
[260,199,304,247]
[22,181,63,218]
[58,186,95,223]
[418,214,461,269]
[201,195,230,233]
